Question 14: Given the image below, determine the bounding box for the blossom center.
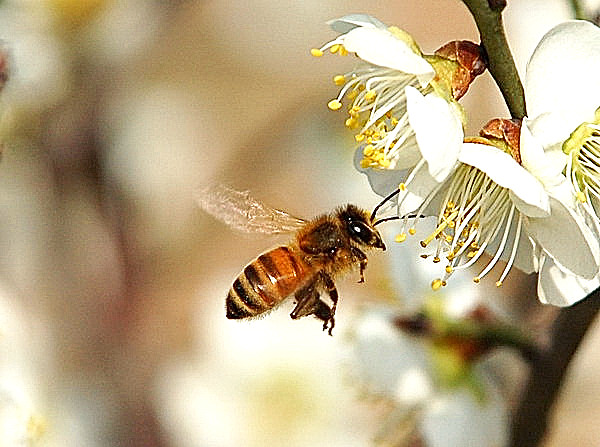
[563,108,600,205]
[331,66,433,169]
[419,163,522,287]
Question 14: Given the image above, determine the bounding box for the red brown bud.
[435,40,487,100]
[480,118,522,164]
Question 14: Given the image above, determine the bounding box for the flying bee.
[197,185,389,335]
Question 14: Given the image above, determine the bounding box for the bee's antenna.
[373,215,401,227]
[370,187,402,222]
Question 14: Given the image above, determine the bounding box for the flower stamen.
[564,109,600,221]
[415,163,521,287]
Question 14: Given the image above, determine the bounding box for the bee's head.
[339,204,386,251]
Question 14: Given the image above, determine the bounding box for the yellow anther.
[421,210,458,247]
[420,254,429,259]
[467,251,477,258]
[330,44,340,54]
[445,265,453,273]
[333,74,346,85]
[495,281,503,287]
[431,278,443,291]
[577,191,587,203]
[445,235,453,243]
[395,233,407,243]
[409,228,416,235]
[433,256,441,263]
[364,90,377,101]
[328,99,343,111]
[391,118,399,126]
[380,158,391,168]
[310,48,324,57]
[363,144,375,156]
[355,134,365,142]
[345,118,357,128]
[447,201,455,209]
[473,277,481,284]
[339,46,348,56]
[399,183,406,191]
[360,159,371,168]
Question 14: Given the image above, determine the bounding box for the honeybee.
[198,185,387,335]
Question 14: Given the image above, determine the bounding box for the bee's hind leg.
[290,282,319,320]
[290,282,335,335]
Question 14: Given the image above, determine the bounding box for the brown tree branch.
[509,292,600,447]
[460,0,526,119]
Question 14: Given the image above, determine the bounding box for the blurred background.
[0,0,598,446]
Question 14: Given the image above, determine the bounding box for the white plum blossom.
[313,14,467,210]
[521,20,600,304]
[411,135,600,303]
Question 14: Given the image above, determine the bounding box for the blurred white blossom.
[349,302,509,447]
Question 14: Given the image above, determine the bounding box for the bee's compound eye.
[348,221,372,244]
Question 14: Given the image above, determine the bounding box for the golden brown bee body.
[223,204,386,334]
[226,246,310,319]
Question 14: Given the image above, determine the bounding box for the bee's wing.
[197,184,306,234]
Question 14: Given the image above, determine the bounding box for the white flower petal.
[405,86,463,182]
[523,113,571,158]
[459,143,550,216]
[525,20,600,134]
[526,196,600,279]
[537,254,599,306]
[354,147,407,198]
[327,14,386,33]
[484,212,538,273]
[519,123,566,187]
[398,167,440,216]
[508,190,550,218]
[421,386,508,447]
[512,230,537,274]
[342,27,435,85]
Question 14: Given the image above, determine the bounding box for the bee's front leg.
[351,247,368,283]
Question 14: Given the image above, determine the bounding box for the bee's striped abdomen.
[226,246,307,319]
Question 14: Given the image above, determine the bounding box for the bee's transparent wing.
[197,184,306,234]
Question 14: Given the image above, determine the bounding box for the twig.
[458,3,600,447]
[569,0,587,19]
[460,0,526,119]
